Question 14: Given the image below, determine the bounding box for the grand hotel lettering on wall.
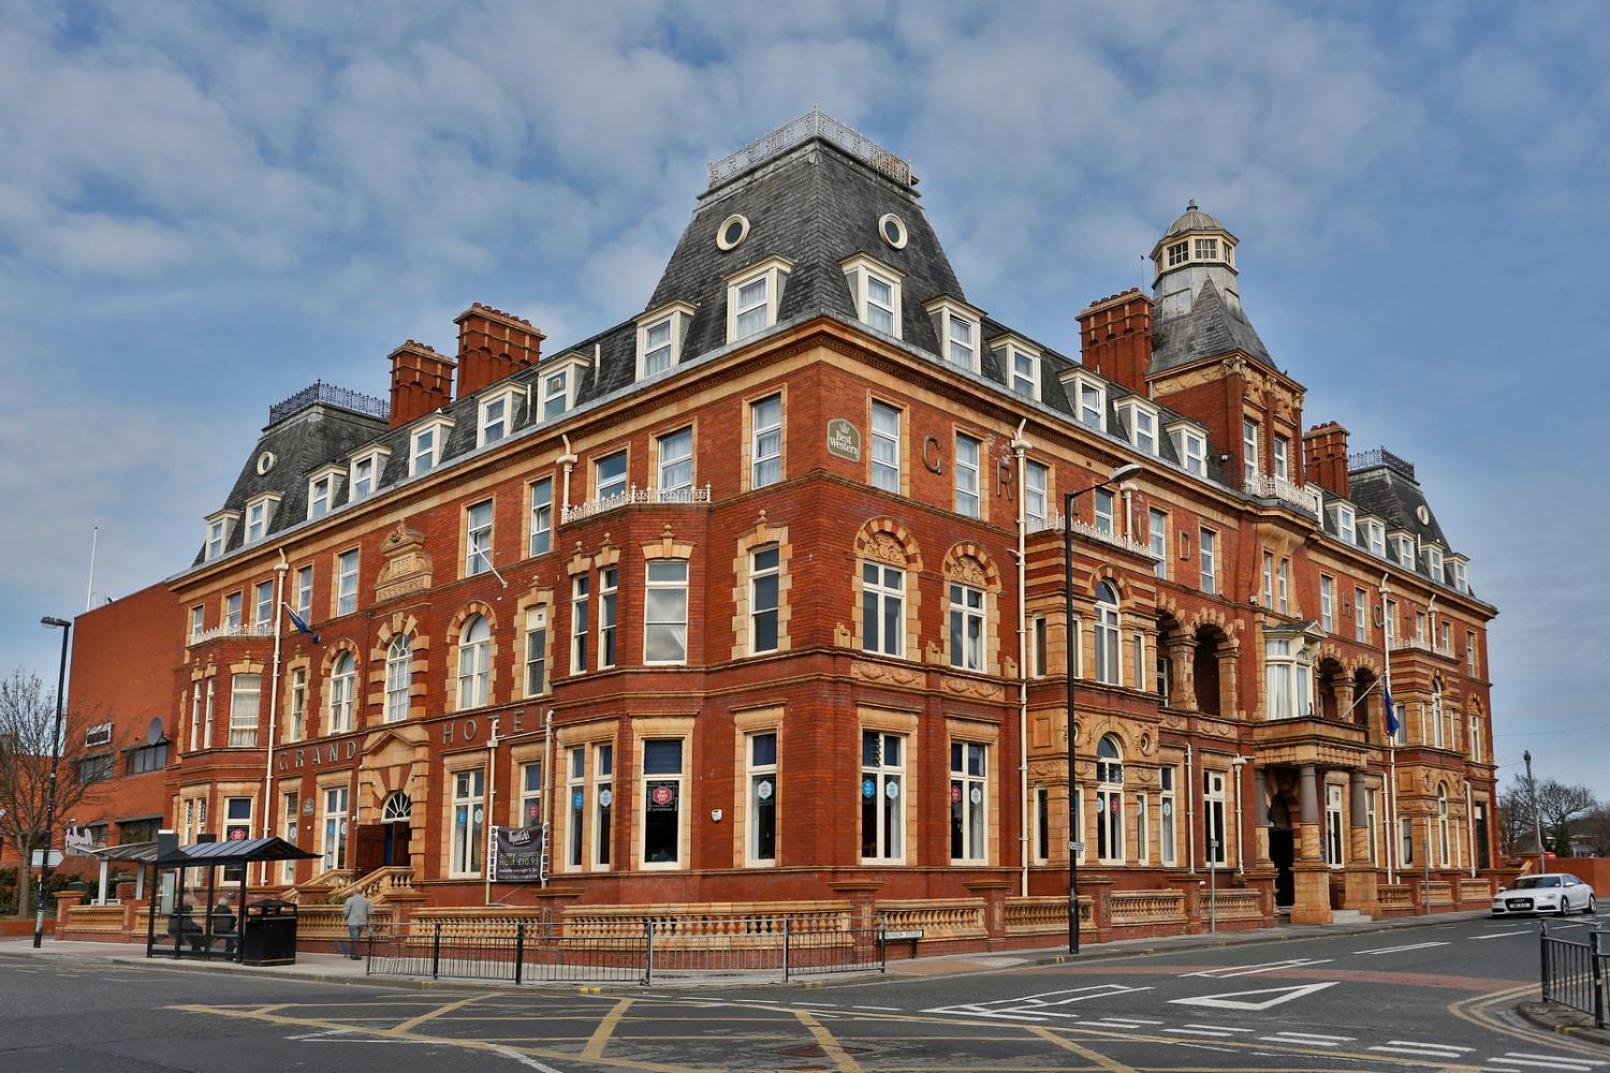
[276,713,542,774]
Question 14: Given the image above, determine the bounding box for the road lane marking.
[1368,1040,1474,1058]
[851,1005,899,1011]
[393,992,491,1033]
[792,1009,862,1073]
[581,998,633,1061]
[1166,1027,1244,1037]
[1258,1033,1345,1046]
[1170,981,1338,1010]
[1487,1050,1603,1063]
[1472,931,1530,940]
[1028,1027,1141,1073]
[1352,940,1450,954]
[1180,957,1332,978]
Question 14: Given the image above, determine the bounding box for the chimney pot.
[388,341,457,428]
[454,303,546,399]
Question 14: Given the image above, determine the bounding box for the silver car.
[1491,872,1598,916]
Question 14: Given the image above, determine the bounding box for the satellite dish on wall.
[147,717,164,745]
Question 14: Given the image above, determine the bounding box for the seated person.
[166,899,204,951]
[210,896,239,956]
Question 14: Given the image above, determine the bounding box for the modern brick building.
[62,111,1498,946]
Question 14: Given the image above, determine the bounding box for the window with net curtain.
[457,615,491,709]
[644,560,689,664]
[385,635,411,722]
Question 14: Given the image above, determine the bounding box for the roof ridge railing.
[1348,446,1416,480]
[708,107,912,189]
[268,380,391,425]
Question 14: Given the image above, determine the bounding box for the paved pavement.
[3,910,1608,1071]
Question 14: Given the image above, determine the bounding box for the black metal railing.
[1347,446,1416,480]
[268,380,390,425]
[1540,921,1608,1028]
[367,917,886,986]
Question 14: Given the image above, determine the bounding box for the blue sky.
[2,1,1606,797]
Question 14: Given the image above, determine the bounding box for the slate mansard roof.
[187,112,1473,601]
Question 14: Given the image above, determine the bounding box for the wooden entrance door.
[354,824,386,876]
[384,822,412,866]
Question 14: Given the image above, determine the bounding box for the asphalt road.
[2,912,1607,1072]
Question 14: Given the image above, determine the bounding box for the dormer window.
[636,301,697,380]
[842,255,903,338]
[410,416,454,477]
[924,297,984,373]
[1066,373,1106,431]
[1117,399,1160,455]
[1009,345,1039,400]
[348,448,390,502]
[307,466,343,520]
[243,495,280,544]
[1392,534,1415,568]
[477,385,523,448]
[203,511,238,561]
[1328,503,1356,545]
[1363,517,1386,557]
[1168,424,1206,476]
[1424,543,1444,582]
[1449,556,1469,594]
[726,256,792,343]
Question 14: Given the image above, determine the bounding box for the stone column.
[1335,680,1355,723]
[1168,639,1197,712]
[1290,764,1334,924]
[1218,650,1240,718]
[1342,771,1379,915]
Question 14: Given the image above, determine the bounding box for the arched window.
[384,635,412,723]
[1093,582,1120,685]
[328,652,355,733]
[457,615,491,710]
[1437,782,1451,867]
[1095,735,1124,863]
[381,791,412,823]
[1430,678,1445,748]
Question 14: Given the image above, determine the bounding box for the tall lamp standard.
[35,616,72,949]
[1063,462,1143,954]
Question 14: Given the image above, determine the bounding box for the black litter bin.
[239,900,298,965]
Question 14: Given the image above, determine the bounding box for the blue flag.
[285,605,321,645]
[1383,681,1398,737]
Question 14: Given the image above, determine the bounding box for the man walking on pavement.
[341,889,373,960]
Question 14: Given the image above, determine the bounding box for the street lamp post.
[1524,750,1545,860]
[1062,462,1142,955]
[35,616,72,949]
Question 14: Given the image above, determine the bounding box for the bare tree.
[0,670,95,918]
[1497,783,1533,859]
[1535,778,1600,857]
[1577,805,1610,858]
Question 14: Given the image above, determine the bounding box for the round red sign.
[950,785,962,803]
[652,785,674,806]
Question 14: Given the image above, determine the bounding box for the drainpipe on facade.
[1186,744,1196,874]
[259,552,289,886]
[542,710,554,889]
[1010,419,1030,898]
[1465,781,1477,879]
[1231,756,1248,876]
[485,716,501,906]
[1381,573,1398,885]
[558,434,578,514]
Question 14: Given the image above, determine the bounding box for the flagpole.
[1380,575,1398,885]
[259,552,289,885]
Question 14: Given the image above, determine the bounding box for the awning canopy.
[151,836,319,869]
[88,841,159,862]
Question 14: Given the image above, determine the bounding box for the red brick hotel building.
[62,112,1499,948]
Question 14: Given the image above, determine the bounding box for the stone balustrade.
[875,899,987,940]
[1379,883,1414,909]
[1109,889,1187,927]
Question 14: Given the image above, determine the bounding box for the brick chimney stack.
[388,340,456,428]
[1302,421,1351,497]
[1076,289,1154,395]
[454,303,545,399]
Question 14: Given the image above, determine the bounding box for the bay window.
[644,559,689,664]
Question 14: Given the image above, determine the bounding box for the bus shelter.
[142,836,318,961]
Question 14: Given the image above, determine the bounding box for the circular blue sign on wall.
[572,790,584,809]
[862,778,876,799]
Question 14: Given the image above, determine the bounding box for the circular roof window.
[878,213,908,250]
[1415,505,1431,525]
[255,450,277,475]
[717,214,750,251]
